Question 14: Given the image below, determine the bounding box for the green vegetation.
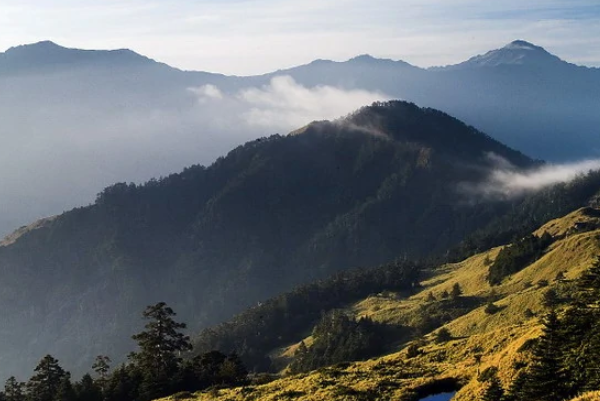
[289,311,386,373]
[477,258,600,401]
[487,233,554,285]
[0,302,248,401]
[0,100,557,378]
[193,259,421,371]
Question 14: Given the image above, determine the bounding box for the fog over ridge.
[463,153,600,199]
[0,74,388,236]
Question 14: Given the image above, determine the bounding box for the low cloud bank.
[191,75,390,130]
[464,153,600,199]
[0,75,389,236]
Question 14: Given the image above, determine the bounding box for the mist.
[464,153,600,199]
[0,72,388,236]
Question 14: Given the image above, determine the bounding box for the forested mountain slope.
[0,101,541,379]
[169,206,600,401]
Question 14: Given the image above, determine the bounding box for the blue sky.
[0,0,599,74]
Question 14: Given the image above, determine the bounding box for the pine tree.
[218,353,247,386]
[577,257,600,307]
[92,355,111,393]
[4,377,25,401]
[450,283,463,300]
[103,365,139,401]
[26,355,67,401]
[542,288,560,308]
[73,374,102,401]
[130,302,192,400]
[520,311,567,401]
[435,328,452,343]
[482,369,504,401]
[505,370,527,401]
[53,376,76,401]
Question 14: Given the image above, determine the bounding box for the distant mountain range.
[1,39,598,162]
[0,39,598,237]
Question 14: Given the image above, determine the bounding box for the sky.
[0,0,599,75]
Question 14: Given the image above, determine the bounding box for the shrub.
[435,328,452,343]
[172,392,194,400]
[484,302,501,315]
[406,344,421,358]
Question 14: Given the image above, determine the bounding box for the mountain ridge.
[2,39,597,76]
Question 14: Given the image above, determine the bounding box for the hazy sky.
[1,0,599,74]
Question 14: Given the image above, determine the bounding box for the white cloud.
[189,76,389,131]
[463,153,600,199]
[234,76,389,129]
[189,84,223,102]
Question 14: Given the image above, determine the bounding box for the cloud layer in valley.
[192,76,390,130]
[464,153,600,199]
[0,75,388,236]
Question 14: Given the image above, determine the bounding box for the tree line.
[1,302,247,401]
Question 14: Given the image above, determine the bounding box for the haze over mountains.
[0,39,598,236]
[0,99,588,381]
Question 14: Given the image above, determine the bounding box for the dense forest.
[193,259,422,371]
[190,172,600,370]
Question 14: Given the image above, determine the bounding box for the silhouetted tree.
[450,283,463,300]
[520,311,567,401]
[26,355,67,401]
[130,302,192,400]
[54,376,76,401]
[482,368,504,401]
[74,374,102,401]
[435,328,451,343]
[4,377,25,401]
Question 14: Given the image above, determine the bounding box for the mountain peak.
[349,54,377,62]
[454,40,564,69]
[503,40,545,51]
[5,40,67,55]
[0,40,161,74]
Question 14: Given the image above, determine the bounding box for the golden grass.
[157,208,600,401]
[568,391,600,401]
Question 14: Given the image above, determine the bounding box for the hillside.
[0,101,555,380]
[164,206,600,401]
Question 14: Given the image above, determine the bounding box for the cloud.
[0,74,388,237]
[463,153,600,199]
[233,76,389,129]
[189,84,223,102]
[189,76,389,131]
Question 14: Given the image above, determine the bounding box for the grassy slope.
[158,207,600,401]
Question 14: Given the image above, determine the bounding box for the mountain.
[0,39,598,237]
[445,40,568,69]
[273,40,600,162]
[0,41,166,74]
[0,101,564,380]
[174,206,600,401]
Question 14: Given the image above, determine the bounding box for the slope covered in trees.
[0,100,551,379]
[3,100,600,383]
[170,206,600,401]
